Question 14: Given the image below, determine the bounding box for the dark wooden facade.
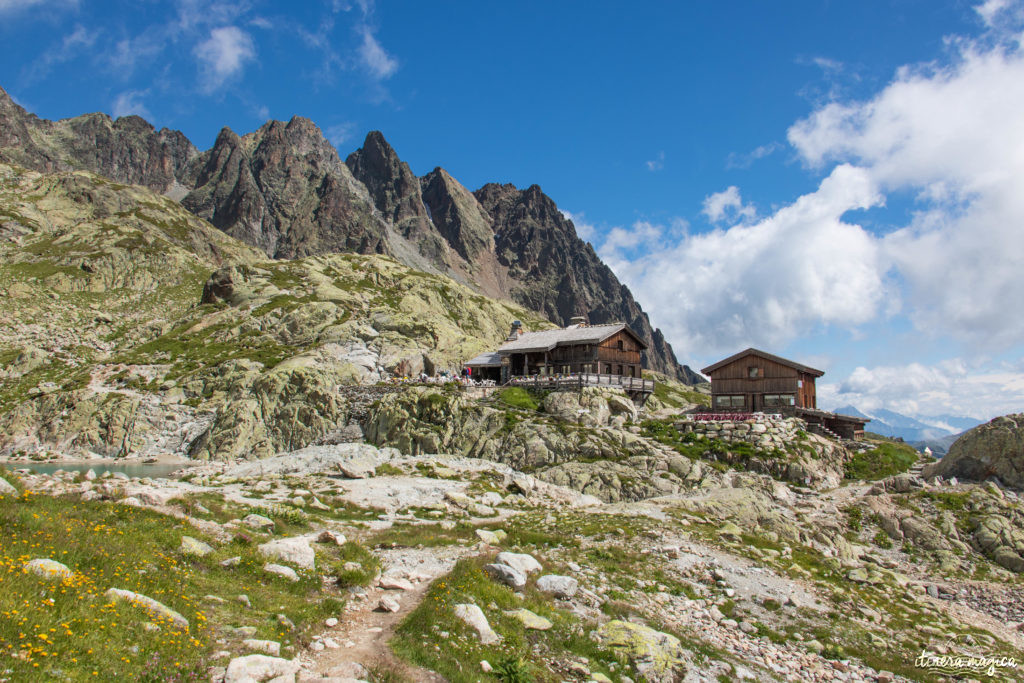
[701,348,823,412]
[504,329,644,379]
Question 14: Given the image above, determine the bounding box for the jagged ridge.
[0,85,698,382]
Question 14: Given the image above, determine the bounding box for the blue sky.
[2,0,1024,421]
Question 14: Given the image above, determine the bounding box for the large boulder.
[925,414,1024,489]
[595,620,689,682]
[105,588,189,630]
[258,537,315,570]
[224,654,300,683]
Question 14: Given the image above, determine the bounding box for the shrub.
[498,387,541,411]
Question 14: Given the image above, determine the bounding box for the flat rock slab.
[181,536,214,557]
[224,654,300,683]
[264,563,300,582]
[536,574,578,599]
[258,537,315,570]
[105,588,189,630]
[242,639,281,656]
[496,551,542,574]
[503,608,552,630]
[222,443,396,479]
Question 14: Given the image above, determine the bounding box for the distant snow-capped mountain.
[833,405,983,454]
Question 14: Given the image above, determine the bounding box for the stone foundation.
[676,413,803,450]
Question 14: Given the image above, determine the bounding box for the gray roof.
[496,323,645,353]
[701,348,824,377]
[465,351,504,367]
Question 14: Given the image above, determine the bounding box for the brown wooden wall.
[708,355,817,409]
[506,330,643,378]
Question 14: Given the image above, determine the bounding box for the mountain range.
[0,85,698,383]
[834,405,984,454]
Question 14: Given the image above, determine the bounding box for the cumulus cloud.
[601,164,884,357]
[819,359,1024,420]
[645,151,665,172]
[358,26,397,80]
[787,30,1024,348]
[976,0,1012,26]
[598,8,1024,369]
[111,90,151,119]
[702,186,756,223]
[193,26,257,92]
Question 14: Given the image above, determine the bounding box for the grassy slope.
[0,477,382,682]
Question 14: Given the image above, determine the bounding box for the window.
[714,395,745,408]
[617,340,624,350]
[617,365,623,375]
[764,394,795,407]
[748,366,759,378]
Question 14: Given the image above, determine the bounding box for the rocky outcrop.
[183,118,387,259]
[925,414,1024,489]
[364,387,720,501]
[0,86,197,195]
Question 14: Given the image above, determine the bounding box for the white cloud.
[726,141,781,169]
[597,9,1024,368]
[193,25,257,93]
[22,24,97,81]
[111,90,151,119]
[976,0,1011,26]
[325,122,356,148]
[0,0,76,13]
[645,151,665,172]
[358,26,397,80]
[600,164,884,358]
[787,30,1024,349]
[701,185,756,223]
[819,358,1024,420]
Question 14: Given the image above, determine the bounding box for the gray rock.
[242,514,275,530]
[105,588,189,630]
[242,639,281,656]
[258,537,315,570]
[23,558,73,581]
[224,654,299,683]
[180,536,214,557]
[454,603,500,644]
[484,563,527,591]
[535,574,578,599]
[264,563,299,582]
[495,551,542,574]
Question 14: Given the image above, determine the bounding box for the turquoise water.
[11,462,193,479]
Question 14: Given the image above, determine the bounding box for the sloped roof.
[496,323,647,353]
[465,351,504,367]
[701,348,824,377]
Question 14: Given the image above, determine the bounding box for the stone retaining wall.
[676,413,803,450]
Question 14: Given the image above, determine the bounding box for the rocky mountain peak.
[0,93,700,382]
[345,131,425,226]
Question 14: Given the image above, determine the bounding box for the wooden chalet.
[701,348,868,440]
[497,320,646,380]
[465,319,655,403]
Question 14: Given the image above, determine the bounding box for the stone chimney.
[506,320,524,341]
[569,315,588,328]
